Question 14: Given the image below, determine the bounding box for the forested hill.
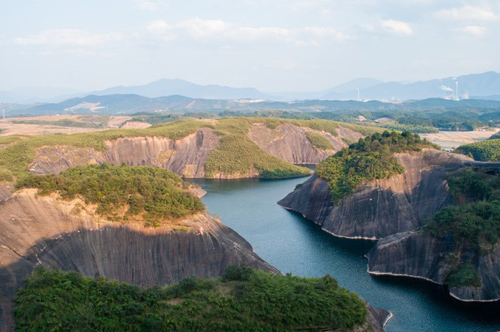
[316,131,438,202]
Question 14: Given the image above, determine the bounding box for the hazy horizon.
[2,0,500,92]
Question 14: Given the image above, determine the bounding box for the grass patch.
[305,131,334,150]
[15,266,368,331]
[445,262,481,288]
[205,134,311,178]
[16,164,205,225]
[317,131,437,202]
[0,117,382,180]
[0,135,23,145]
[0,120,211,178]
[0,167,13,182]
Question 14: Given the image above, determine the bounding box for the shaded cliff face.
[0,189,276,330]
[28,128,220,178]
[279,149,472,239]
[366,231,500,302]
[249,123,363,164]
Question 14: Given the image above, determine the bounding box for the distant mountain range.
[14,94,500,117]
[88,79,273,100]
[321,72,500,101]
[1,71,499,104]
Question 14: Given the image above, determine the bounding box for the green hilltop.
[16,164,205,227]
[0,117,383,181]
[317,131,437,202]
[15,266,368,332]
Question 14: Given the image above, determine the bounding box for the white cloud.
[382,20,414,36]
[148,18,297,43]
[147,20,172,34]
[147,18,352,45]
[180,18,232,40]
[437,5,499,21]
[304,27,351,41]
[462,25,487,36]
[15,29,122,47]
[134,0,168,11]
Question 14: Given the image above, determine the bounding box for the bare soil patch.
[421,130,498,150]
[0,115,133,137]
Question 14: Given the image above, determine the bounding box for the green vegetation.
[0,167,13,182]
[317,131,436,202]
[376,122,439,134]
[0,117,384,180]
[426,201,500,250]
[456,139,500,161]
[128,113,181,125]
[426,168,500,250]
[218,108,499,132]
[305,131,334,150]
[397,114,486,131]
[204,132,311,178]
[424,167,500,287]
[205,117,384,179]
[0,135,23,145]
[488,132,500,140]
[445,261,482,288]
[446,168,500,203]
[15,266,368,332]
[16,164,204,226]
[0,120,212,178]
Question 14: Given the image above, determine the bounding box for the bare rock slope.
[279,149,500,302]
[0,189,276,330]
[367,231,500,302]
[28,124,364,178]
[278,149,472,239]
[249,123,362,164]
[29,128,219,178]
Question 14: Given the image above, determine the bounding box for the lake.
[191,176,500,332]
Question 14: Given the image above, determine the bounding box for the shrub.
[16,164,205,225]
[317,131,436,202]
[15,268,368,331]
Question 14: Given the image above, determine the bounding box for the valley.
[0,114,499,331]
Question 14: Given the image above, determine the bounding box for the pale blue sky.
[1,0,499,92]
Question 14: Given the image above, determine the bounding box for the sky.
[1,0,500,93]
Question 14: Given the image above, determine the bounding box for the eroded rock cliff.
[27,123,367,179]
[0,189,276,330]
[29,128,220,178]
[249,123,362,164]
[279,149,472,239]
[366,231,500,302]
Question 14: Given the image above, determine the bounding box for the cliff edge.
[0,188,276,330]
[279,149,471,239]
[366,231,500,302]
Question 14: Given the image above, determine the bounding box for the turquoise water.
[191,176,500,332]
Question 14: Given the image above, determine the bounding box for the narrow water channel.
[191,176,500,332]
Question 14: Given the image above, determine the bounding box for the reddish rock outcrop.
[278,149,472,239]
[0,189,276,330]
[28,128,220,178]
[366,231,500,302]
[249,123,363,164]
